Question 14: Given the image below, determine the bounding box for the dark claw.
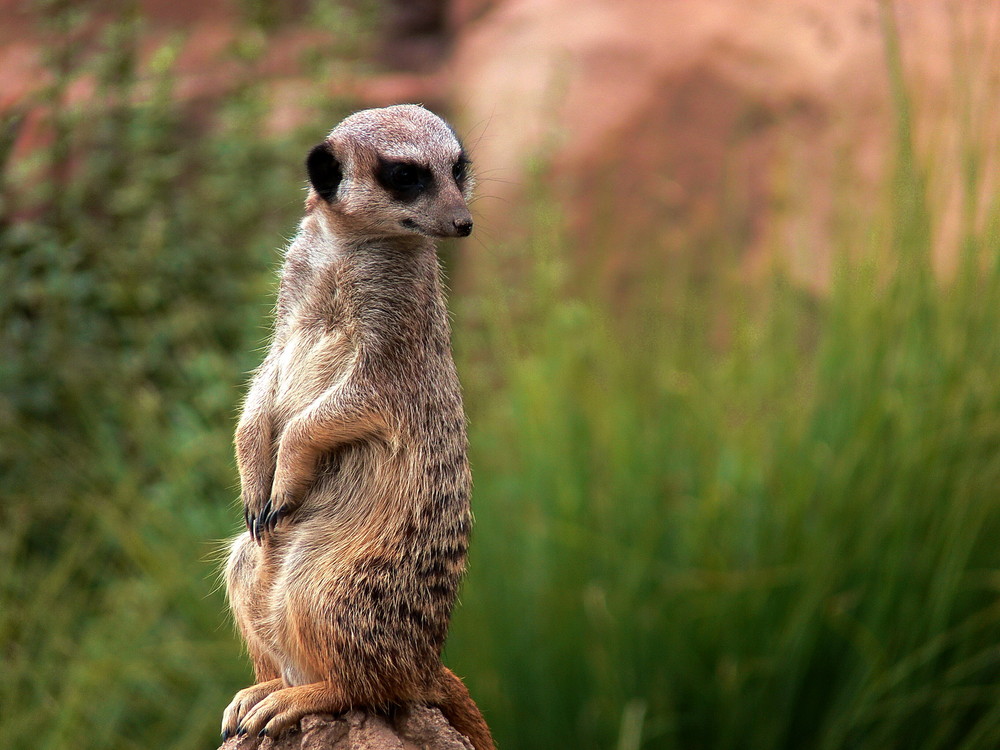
[252,515,262,544]
[258,728,269,738]
[265,496,284,533]
[271,505,290,531]
[258,498,273,532]
[222,729,230,742]
[266,504,279,532]
[236,726,247,737]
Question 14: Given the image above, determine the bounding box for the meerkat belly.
[295,442,417,534]
[270,451,444,687]
[275,437,448,592]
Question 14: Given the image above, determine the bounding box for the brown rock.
[449,0,1000,290]
[219,708,473,750]
[5,0,996,289]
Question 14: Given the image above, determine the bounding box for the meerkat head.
[305,104,474,241]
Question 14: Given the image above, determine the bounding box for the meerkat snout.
[305,104,475,241]
[453,217,473,237]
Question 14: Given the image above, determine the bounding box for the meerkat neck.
[338,237,448,340]
[276,225,450,351]
[343,234,438,268]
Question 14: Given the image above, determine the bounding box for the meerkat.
[220,105,494,750]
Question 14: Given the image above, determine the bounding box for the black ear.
[306,142,342,202]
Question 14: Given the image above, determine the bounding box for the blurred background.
[2,1,999,748]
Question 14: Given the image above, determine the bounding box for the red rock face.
[449,0,1000,290]
[4,0,996,290]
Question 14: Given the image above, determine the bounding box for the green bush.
[0,8,354,748]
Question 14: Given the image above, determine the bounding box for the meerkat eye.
[452,155,469,184]
[377,159,432,201]
[391,165,420,188]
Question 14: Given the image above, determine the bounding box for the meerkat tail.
[435,666,496,750]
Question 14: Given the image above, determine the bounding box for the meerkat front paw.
[235,414,278,543]
[254,440,318,540]
[255,493,298,538]
[239,467,277,543]
[244,486,277,543]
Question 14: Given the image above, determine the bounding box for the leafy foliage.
[0,7,352,748]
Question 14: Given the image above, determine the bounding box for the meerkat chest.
[273,325,357,412]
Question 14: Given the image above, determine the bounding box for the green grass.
[450,213,1000,748]
[446,11,1000,746]
[3,4,1000,750]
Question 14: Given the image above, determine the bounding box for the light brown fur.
[221,105,493,750]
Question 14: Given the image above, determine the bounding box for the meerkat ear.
[306,142,342,202]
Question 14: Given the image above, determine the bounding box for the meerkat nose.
[453,218,473,237]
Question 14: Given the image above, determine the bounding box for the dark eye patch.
[452,153,470,185]
[377,159,433,202]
